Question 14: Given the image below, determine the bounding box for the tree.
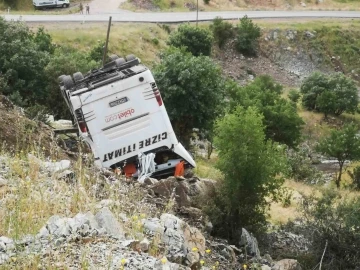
[153,48,224,148]
[210,17,234,48]
[208,106,287,238]
[0,18,50,106]
[226,75,304,147]
[167,24,213,56]
[300,72,358,117]
[235,15,261,55]
[316,124,360,188]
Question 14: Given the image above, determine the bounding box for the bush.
[0,18,51,106]
[210,17,234,48]
[226,76,304,147]
[207,106,288,239]
[25,104,51,124]
[167,24,213,56]
[288,89,301,103]
[287,147,324,184]
[154,48,224,148]
[297,189,360,269]
[203,0,210,4]
[88,41,105,63]
[235,15,261,55]
[300,72,358,118]
[151,38,159,46]
[348,165,360,190]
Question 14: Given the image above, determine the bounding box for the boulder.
[95,207,124,239]
[142,214,205,266]
[150,177,216,209]
[239,228,261,258]
[273,259,302,270]
[43,160,71,173]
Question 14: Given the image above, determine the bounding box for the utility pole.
[102,16,112,67]
[196,0,198,27]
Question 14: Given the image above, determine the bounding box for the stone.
[0,253,9,265]
[261,265,271,270]
[305,31,315,38]
[95,199,114,209]
[56,170,75,181]
[37,226,50,239]
[185,251,200,266]
[45,215,61,234]
[273,31,278,40]
[286,30,296,40]
[74,212,100,231]
[301,2,306,7]
[142,214,205,265]
[239,228,261,258]
[140,238,150,252]
[144,177,158,185]
[95,207,124,239]
[273,259,302,270]
[142,218,163,234]
[0,176,7,188]
[53,218,74,237]
[43,160,71,173]
[205,221,213,233]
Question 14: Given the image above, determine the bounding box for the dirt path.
[87,0,128,14]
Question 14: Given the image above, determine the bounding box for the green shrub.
[151,38,159,46]
[25,104,51,124]
[154,48,224,148]
[287,147,324,184]
[235,15,261,55]
[348,165,360,190]
[296,189,360,269]
[206,106,288,238]
[300,72,358,118]
[288,89,301,103]
[0,18,51,106]
[167,24,213,56]
[88,41,105,63]
[203,0,210,4]
[210,17,234,48]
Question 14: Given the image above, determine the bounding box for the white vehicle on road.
[59,54,196,178]
[33,0,70,9]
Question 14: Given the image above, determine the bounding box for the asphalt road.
[2,11,360,23]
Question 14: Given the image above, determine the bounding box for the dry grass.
[27,22,169,67]
[193,156,223,181]
[0,146,159,240]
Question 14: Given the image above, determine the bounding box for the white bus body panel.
[70,66,195,169]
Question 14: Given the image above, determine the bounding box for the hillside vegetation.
[2,17,360,269]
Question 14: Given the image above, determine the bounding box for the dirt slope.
[0,95,70,159]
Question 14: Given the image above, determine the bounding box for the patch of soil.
[214,39,301,87]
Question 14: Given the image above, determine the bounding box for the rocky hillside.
[0,96,307,269]
[214,25,360,87]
